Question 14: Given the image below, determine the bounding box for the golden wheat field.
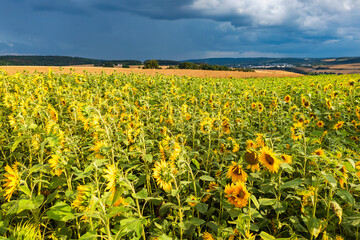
[0,68,359,240]
[0,66,302,78]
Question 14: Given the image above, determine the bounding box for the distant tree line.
[178,61,254,72]
[0,56,143,67]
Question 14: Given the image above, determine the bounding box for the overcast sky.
[1,0,360,60]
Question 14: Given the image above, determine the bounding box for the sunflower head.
[202,232,215,240]
[224,182,250,208]
[259,147,280,173]
[333,121,344,130]
[226,162,248,183]
[281,154,292,164]
[187,195,198,207]
[284,95,291,103]
[153,160,177,192]
[244,151,260,172]
[2,164,20,201]
[103,164,118,193]
[317,121,324,128]
[313,148,324,156]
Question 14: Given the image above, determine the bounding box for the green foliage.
[143,59,160,69]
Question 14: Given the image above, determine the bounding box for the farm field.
[297,63,360,75]
[0,68,359,239]
[0,65,302,78]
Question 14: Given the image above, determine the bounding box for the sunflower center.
[237,190,245,199]
[265,154,274,165]
[160,167,173,182]
[244,151,258,165]
[233,166,242,175]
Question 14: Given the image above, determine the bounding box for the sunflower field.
[0,68,359,240]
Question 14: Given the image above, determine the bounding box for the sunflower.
[281,154,292,164]
[313,148,324,156]
[103,164,117,193]
[226,161,248,183]
[246,139,257,149]
[202,232,215,240]
[326,99,332,109]
[291,122,303,141]
[257,102,264,113]
[222,117,230,134]
[208,182,219,190]
[169,142,181,161]
[335,112,341,118]
[258,146,280,173]
[224,182,250,208]
[72,185,91,211]
[251,102,256,109]
[153,160,177,192]
[187,195,198,207]
[113,196,128,207]
[301,98,310,108]
[316,121,324,128]
[244,151,260,172]
[255,133,265,147]
[48,155,63,176]
[338,166,348,189]
[333,121,344,130]
[2,164,20,201]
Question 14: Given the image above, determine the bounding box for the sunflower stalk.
[172,174,183,240]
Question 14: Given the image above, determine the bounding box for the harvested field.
[297,63,360,75]
[0,65,302,78]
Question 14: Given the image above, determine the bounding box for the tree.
[143,60,160,69]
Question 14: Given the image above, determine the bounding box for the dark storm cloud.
[0,0,359,60]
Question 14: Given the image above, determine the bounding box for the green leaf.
[46,201,75,222]
[279,178,303,190]
[120,218,142,237]
[206,221,219,233]
[144,154,153,163]
[273,201,287,214]
[259,231,276,240]
[321,172,337,188]
[18,184,31,197]
[45,190,58,204]
[49,177,67,190]
[344,159,356,172]
[250,195,260,209]
[170,189,180,197]
[195,202,208,214]
[132,188,148,199]
[199,175,215,182]
[17,195,44,213]
[11,136,27,152]
[336,189,355,206]
[159,202,177,217]
[79,232,97,240]
[192,159,200,169]
[306,217,322,238]
[229,208,242,219]
[29,164,45,174]
[158,234,173,240]
[259,198,276,206]
[189,217,205,226]
[342,214,360,227]
[106,206,129,218]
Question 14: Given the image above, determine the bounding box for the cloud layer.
[0,0,359,60]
